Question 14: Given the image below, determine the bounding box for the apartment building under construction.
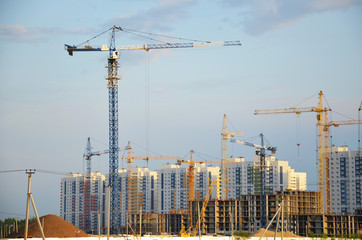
[187,190,361,236]
[121,190,361,236]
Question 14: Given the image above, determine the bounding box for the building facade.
[329,146,362,214]
[60,172,106,234]
[227,156,307,199]
[155,163,220,214]
[116,167,158,227]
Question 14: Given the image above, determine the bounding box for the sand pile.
[9,214,88,238]
[252,228,300,238]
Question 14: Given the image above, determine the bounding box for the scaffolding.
[188,190,323,235]
[123,213,186,235]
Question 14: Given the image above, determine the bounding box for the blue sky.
[0,0,361,220]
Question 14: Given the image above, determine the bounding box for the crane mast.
[65,26,241,233]
[106,27,120,233]
[255,91,330,214]
[221,114,245,200]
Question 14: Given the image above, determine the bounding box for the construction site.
[2,25,362,240]
[56,26,362,238]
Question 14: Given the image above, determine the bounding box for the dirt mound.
[252,228,300,238]
[9,214,88,238]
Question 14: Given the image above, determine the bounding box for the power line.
[0,169,69,176]
[0,211,26,217]
[0,169,26,174]
[36,169,68,176]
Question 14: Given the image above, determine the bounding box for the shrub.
[234,230,249,239]
[320,232,328,238]
[308,231,316,238]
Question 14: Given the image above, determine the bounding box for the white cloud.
[108,0,195,32]
[0,24,93,42]
[152,88,167,94]
[0,24,41,41]
[220,0,361,35]
[310,0,358,10]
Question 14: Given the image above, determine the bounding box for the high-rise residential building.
[194,164,221,200]
[60,172,106,234]
[329,146,361,214]
[227,156,307,199]
[60,156,307,231]
[156,164,188,214]
[288,170,307,191]
[156,163,221,214]
[115,167,158,227]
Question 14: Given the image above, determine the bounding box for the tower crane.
[83,137,131,177]
[221,114,245,200]
[254,91,330,214]
[65,26,241,233]
[82,137,130,233]
[230,134,276,228]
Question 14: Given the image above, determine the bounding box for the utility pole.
[126,214,128,237]
[107,185,110,240]
[24,170,32,240]
[281,196,284,240]
[198,203,201,240]
[230,205,234,240]
[24,169,45,240]
[259,195,284,240]
[97,206,100,239]
[139,206,142,237]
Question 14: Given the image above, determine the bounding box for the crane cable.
[359,101,361,160]
[121,27,210,43]
[145,51,150,165]
[75,27,113,48]
[74,26,211,48]
[296,115,301,160]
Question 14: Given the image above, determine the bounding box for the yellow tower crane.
[221,114,245,200]
[254,91,331,214]
[177,150,237,231]
[179,178,227,237]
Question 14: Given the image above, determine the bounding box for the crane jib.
[65,40,241,55]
